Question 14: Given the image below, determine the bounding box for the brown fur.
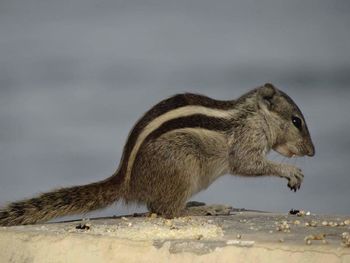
[0,175,123,226]
[0,83,315,225]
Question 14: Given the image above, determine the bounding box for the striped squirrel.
[0,83,315,226]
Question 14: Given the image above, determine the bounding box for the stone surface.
[0,210,349,262]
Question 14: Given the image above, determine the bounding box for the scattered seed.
[304,234,326,246]
[226,240,255,247]
[164,219,173,227]
[297,210,306,217]
[309,220,318,227]
[342,232,350,239]
[322,221,328,226]
[150,213,158,219]
[276,221,291,232]
[313,234,326,240]
[196,234,204,240]
[341,232,350,247]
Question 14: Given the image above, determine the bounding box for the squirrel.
[0,83,315,226]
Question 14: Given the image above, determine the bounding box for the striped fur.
[117,93,236,186]
[123,107,235,186]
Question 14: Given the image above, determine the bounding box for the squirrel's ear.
[258,83,277,110]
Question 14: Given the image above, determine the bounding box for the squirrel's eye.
[292,116,302,130]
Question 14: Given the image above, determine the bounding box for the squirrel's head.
[257,83,315,158]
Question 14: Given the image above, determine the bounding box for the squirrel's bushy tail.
[0,174,123,226]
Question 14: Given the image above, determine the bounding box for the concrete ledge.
[0,211,349,262]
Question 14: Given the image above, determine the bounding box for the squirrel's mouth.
[273,144,300,158]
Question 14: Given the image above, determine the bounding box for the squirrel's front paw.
[284,166,304,192]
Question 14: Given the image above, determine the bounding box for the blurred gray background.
[1,0,349,220]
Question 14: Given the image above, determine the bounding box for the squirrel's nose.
[307,145,315,157]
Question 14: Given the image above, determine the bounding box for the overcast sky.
[1,0,349,220]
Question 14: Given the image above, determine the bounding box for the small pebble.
[322,221,328,226]
[75,223,91,230]
[289,209,300,215]
[236,234,242,239]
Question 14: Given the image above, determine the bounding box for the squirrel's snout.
[306,147,315,157]
[305,142,315,157]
